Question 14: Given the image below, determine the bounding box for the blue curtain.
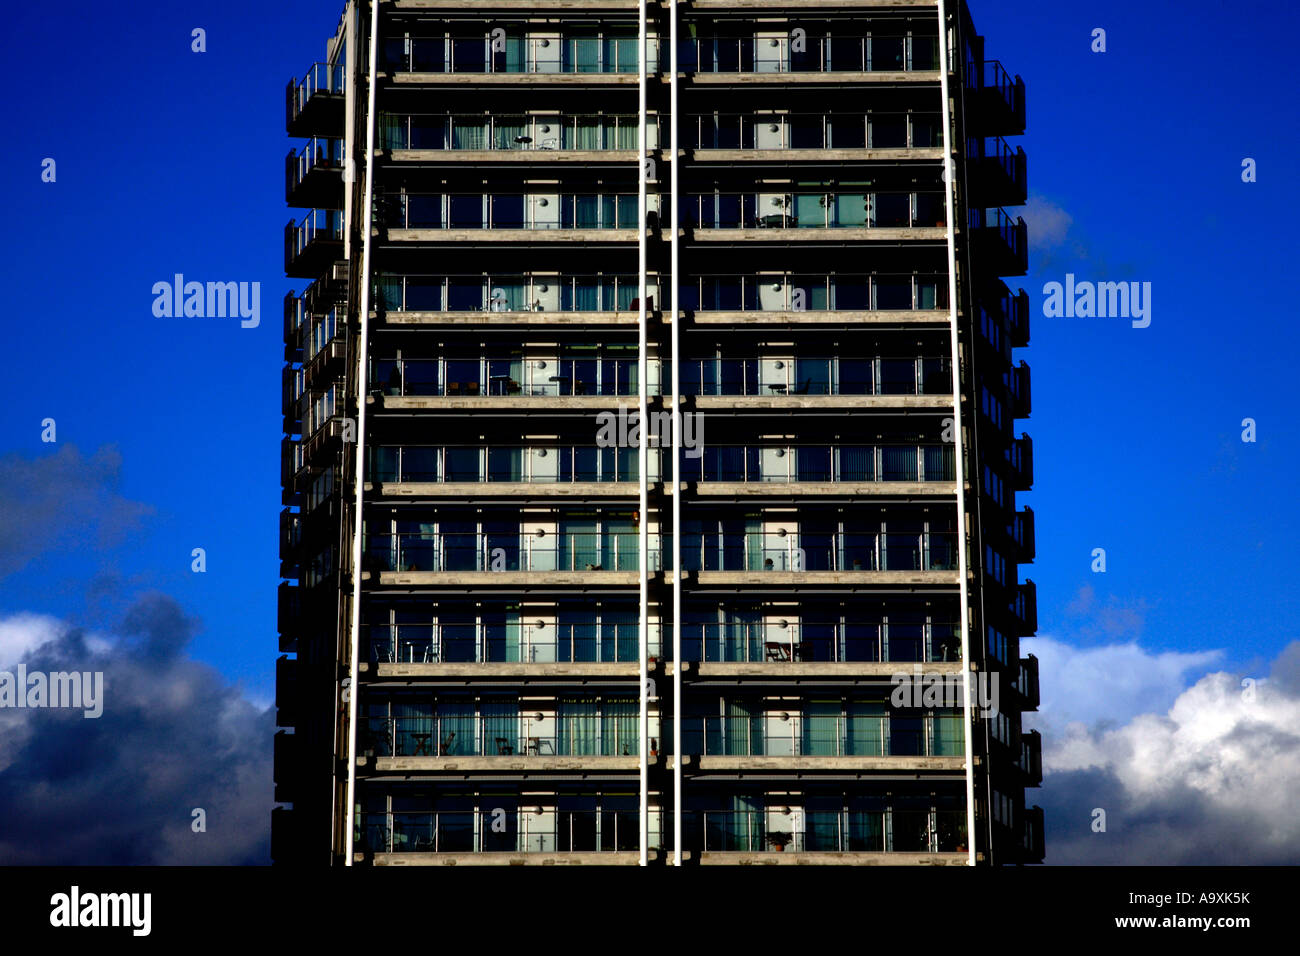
[602,697,638,755]
[481,697,519,754]
[559,697,598,755]
[436,698,475,755]
[846,700,885,755]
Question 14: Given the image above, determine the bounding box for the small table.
[410,733,433,756]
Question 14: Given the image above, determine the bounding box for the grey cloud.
[0,594,272,865]
[0,445,152,578]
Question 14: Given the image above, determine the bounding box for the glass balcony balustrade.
[363,713,640,759]
[375,274,654,313]
[364,530,956,574]
[384,31,649,74]
[686,808,965,854]
[364,531,655,573]
[686,111,942,150]
[679,619,960,663]
[381,113,651,151]
[358,809,641,854]
[379,192,641,231]
[365,443,955,486]
[355,807,965,854]
[676,356,951,396]
[370,445,640,484]
[681,34,938,73]
[362,530,955,574]
[678,711,965,758]
[368,619,642,664]
[684,273,948,312]
[683,191,945,230]
[372,356,638,397]
[679,531,959,573]
[372,273,948,314]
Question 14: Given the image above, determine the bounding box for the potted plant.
[767,831,793,852]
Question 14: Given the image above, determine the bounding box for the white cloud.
[1021,194,1073,250]
[1030,640,1300,864]
[1024,635,1221,734]
[0,612,63,668]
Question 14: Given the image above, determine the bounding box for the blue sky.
[0,0,1297,863]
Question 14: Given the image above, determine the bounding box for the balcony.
[274,654,297,728]
[1012,507,1035,563]
[678,355,951,397]
[286,137,344,208]
[279,508,302,580]
[360,809,641,863]
[361,715,645,774]
[286,62,345,137]
[686,110,943,156]
[972,60,1026,137]
[1007,287,1030,346]
[387,33,649,86]
[280,438,301,506]
[375,273,655,320]
[683,443,956,491]
[684,808,967,860]
[969,136,1027,207]
[683,191,946,242]
[378,191,645,243]
[285,209,343,279]
[1017,654,1040,711]
[679,710,964,763]
[1012,580,1038,635]
[270,807,296,863]
[381,112,652,159]
[301,261,349,312]
[1008,360,1031,418]
[283,294,305,362]
[1009,434,1033,490]
[696,531,959,574]
[970,207,1028,277]
[1019,729,1043,787]
[370,444,640,494]
[273,730,297,804]
[1023,804,1045,863]
[681,619,961,665]
[277,581,300,653]
[680,33,940,81]
[680,530,960,577]
[684,272,949,318]
[365,714,642,759]
[365,531,657,585]
[367,620,640,667]
[370,272,948,322]
[281,364,301,437]
[369,355,638,406]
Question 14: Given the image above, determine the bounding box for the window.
[985,545,1007,587]
[983,465,1005,508]
[981,385,1004,429]
[986,625,1008,666]
[991,790,1015,828]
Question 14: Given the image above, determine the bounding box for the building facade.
[274,0,1041,866]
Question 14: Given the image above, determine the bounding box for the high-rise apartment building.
[274,0,1041,866]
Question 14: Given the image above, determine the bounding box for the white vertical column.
[343,0,381,867]
[936,0,978,868]
[669,0,682,867]
[329,2,358,863]
[637,0,650,868]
